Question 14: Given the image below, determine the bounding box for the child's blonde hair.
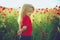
[18,4,34,25]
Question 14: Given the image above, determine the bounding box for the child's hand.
[17,29,22,36]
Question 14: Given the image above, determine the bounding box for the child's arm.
[17,18,27,36]
[17,15,22,36]
[17,26,27,36]
[21,26,27,32]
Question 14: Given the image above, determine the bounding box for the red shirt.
[21,15,32,36]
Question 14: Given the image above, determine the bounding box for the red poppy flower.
[44,9,48,14]
[56,10,60,15]
[0,6,5,11]
[38,8,40,10]
[8,8,13,13]
[2,7,5,11]
[53,8,57,11]
[36,10,38,13]
[10,8,12,10]
[44,11,46,14]
[59,6,60,8]
[2,13,6,17]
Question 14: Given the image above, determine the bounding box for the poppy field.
[0,6,60,40]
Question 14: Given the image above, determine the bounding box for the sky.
[0,0,60,9]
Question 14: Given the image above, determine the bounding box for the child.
[17,4,34,40]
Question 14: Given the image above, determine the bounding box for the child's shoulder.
[24,15,29,18]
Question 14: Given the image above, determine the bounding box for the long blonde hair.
[18,4,34,26]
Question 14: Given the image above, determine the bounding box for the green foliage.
[0,8,60,40]
[32,11,60,40]
[0,9,19,40]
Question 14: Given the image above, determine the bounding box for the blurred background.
[0,0,60,40]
